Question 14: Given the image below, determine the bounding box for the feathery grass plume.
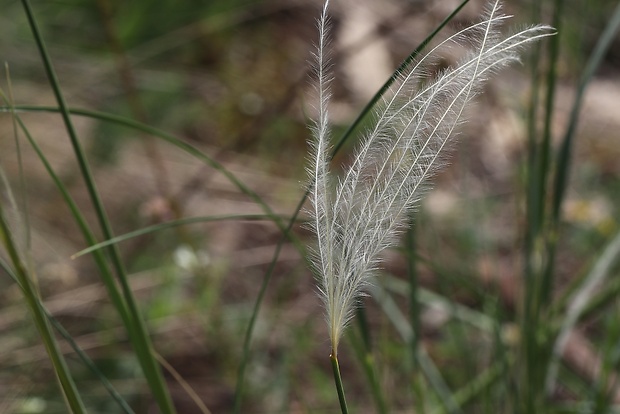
[308,0,554,356]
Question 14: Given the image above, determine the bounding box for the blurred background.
[0,0,619,412]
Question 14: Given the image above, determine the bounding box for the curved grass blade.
[0,202,87,413]
[330,0,471,156]
[0,79,86,413]
[429,361,505,414]
[531,0,565,311]
[545,230,620,393]
[153,352,212,414]
[0,260,135,414]
[20,1,175,410]
[0,97,145,413]
[542,4,620,396]
[72,214,300,259]
[346,327,388,414]
[3,65,31,255]
[551,2,620,222]
[0,103,302,414]
[2,105,288,236]
[0,90,132,329]
[370,283,463,414]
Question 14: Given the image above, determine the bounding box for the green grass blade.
[48,330,127,411]
[430,362,505,414]
[370,283,464,414]
[346,327,388,414]
[20,1,175,411]
[406,219,421,371]
[551,2,620,222]
[72,214,299,259]
[0,80,86,413]
[4,65,31,254]
[3,105,288,236]
[0,260,134,413]
[536,0,565,307]
[232,230,290,413]
[0,90,133,331]
[2,104,309,413]
[47,315,136,414]
[522,10,556,401]
[406,219,427,410]
[520,1,562,410]
[0,205,87,413]
[330,353,350,414]
[0,103,298,413]
[354,306,373,352]
[523,0,543,320]
[348,305,388,413]
[330,0,471,157]
[545,230,620,392]
[232,187,309,412]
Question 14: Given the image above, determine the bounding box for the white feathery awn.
[307,0,554,357]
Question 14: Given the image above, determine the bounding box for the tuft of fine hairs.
[307,0,554,355]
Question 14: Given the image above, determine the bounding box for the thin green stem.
[355,306,372,352]
[0,98,132,327]
[1,260,134,413]
[347,328,388,414]
[0,103,300,414]
[4,66,31,255]
[371,283,464,414]
[407,218,420,370]
[330,0,470,157]
[523,0,542,336]
[407,217,425,410]
[429,361,505,414]
[331,351,350,414]
[3,105,289,237]
[0,205,86,413]
[537,0,564,309]
[551,1,620,223]
[232,231,290,413]
[231,185,308,412]
[521,1,562,411]
[20,2,175,411]
[73,214,299,259]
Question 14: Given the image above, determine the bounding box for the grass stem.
[330,351,350,414]
[20,1,176,411]
[0,205,86,413]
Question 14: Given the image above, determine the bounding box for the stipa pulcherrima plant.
[308,0,553,410]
